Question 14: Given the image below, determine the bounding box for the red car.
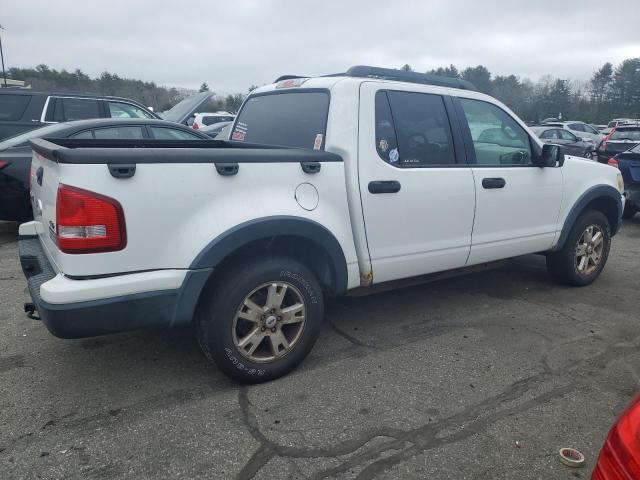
[593,395,640,479]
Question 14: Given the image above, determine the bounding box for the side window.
[540,130,558,140]
[0,94,31,120]
[583,124,598,134]
[108,101,154,119]
[93,126,145,139]
[60,98,101,121]
[568,123,585,132]
[558,129,578,141]
[150,127,203,140]
[375,90,456,167]
[70,130,94,139]
[459,98,532,166]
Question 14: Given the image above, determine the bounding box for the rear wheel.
[546,209,611,286]
[196,256,324,383]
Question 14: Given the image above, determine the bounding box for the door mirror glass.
[536,143,564,167]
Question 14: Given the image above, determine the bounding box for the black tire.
[196,255,324,383]
[546,209,611,286]
[622,203,637,219]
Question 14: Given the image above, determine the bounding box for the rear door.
[357,83,476,283]
[454,96,563,265]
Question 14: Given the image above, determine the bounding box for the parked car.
[199,121,232,138]
[530,126,595,159]
[591,124,608,133]
[541,121,604,144]
[190,111,235,130]
[608,142,640,219]
[0,118,209,222]
[596,124,640,163]
[0,89,159,140]
[18,65,624,383]
[601,118,640,136]
[592,394,640,479]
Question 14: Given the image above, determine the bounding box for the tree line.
[6,59,640,122]
[5,65,250,113]
[402,57,640,123]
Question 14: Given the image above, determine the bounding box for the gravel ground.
[1,217,639,479]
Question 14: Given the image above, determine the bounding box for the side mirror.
[535,143,564,168]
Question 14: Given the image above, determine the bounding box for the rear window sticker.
[314,133,323,150]
[231,130,246,141]
[232,122,248,141]
[389,148,399,163]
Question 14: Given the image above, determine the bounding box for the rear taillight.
[55,184,126,254]
[0,160,8,169]
[192,122,200,130]
[593,395,640,480]
[608,158,619,169]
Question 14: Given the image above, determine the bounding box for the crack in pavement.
[235,337,640,479]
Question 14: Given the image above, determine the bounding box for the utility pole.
[0,25,7,87]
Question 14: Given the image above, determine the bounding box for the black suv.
[0,90,159,140]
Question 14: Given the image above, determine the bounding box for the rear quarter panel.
[50,160,360,285]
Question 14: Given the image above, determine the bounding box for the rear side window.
[93,126,145,139]
[59,98,101,121]
[539,130,559,140]
[568,123,585,132]
[375,90,456,167]
[150,126,203,140]
[70,130,94,139]
[108,101,154,119]
[0,95,30,120]
[232,91,329,150]
[611,128,640,141]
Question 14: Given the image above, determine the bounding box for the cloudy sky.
[2,0,639,94]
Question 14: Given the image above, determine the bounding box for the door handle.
[368,180,401,194]
[482,177,506,189]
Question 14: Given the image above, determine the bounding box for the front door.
[357,83,476,284]
[454,97,563,265]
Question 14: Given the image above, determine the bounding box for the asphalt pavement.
[1,218,640,479]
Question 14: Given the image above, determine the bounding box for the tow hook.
[24,302,40,321]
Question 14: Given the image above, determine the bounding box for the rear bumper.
[19,236,211,339]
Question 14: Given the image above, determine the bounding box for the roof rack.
[345,66,477,91]
[273,66,477,91]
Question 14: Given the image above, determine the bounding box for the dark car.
[0,89,161,140]
[530,126,595,159]
[596,125,640,163]
[0,118,210,222]
[608,142,640,219]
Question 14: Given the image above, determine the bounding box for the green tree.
[428,64,459,78]
[199,82,210,92]
[461,65,492,94]
[590,62,613,103]
[400,64,413,72]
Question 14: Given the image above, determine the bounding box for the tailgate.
[29,147,62,272]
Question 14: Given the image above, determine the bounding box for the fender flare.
[189,216,349,294]
[554,184,623,251]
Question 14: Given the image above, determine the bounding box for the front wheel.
[196,255,324,383]
[546,209,611,286]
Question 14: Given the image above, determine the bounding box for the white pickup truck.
[19,66,625,383]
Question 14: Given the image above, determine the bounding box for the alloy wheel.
[232,282,306,363]
[575,224,604,275]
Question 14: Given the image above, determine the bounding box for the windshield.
[611,129,640,141]
[231,91,329,149]
[0,123,71,150]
